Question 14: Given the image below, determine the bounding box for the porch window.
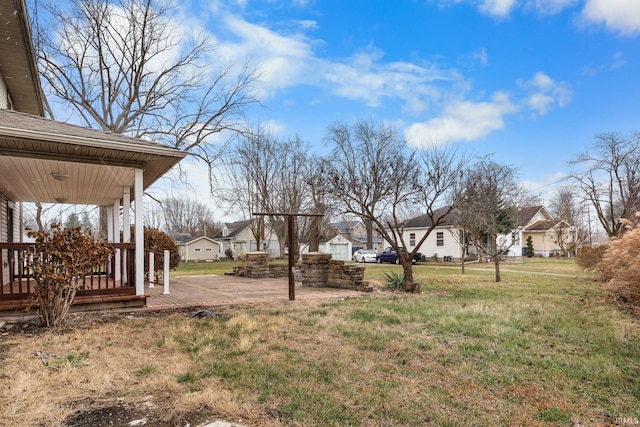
[436,232,444,247]
[409,233,415,246]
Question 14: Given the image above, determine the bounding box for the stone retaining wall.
[300,252,372,292]
[234,252,289,278]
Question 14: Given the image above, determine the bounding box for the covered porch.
[0,109,186,313]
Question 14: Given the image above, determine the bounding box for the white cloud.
[479,0,517,17]
[321,51,463,114]
[520,71,572,115]
[213,16,316,98]
[525,0,578,15]
[581,0,640,35]
[404,91,518,146]
[472,48,489,66]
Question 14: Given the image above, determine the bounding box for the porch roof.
[0,109,187,205]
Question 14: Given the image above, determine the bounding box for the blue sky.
[39,0,640,219]
[170,0,640,204]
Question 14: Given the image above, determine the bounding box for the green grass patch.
[142,259,640,425]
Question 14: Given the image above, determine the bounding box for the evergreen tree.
[526,236,535,258]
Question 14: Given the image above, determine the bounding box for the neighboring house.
[176,236,221,262]
[0,1,185,309]
[393,210,469,261]
[300,233,353,261]
[332,220,384,252]
[214,220,280,259]
[498,206,577,257]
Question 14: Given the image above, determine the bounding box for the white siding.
[402,226,464,260]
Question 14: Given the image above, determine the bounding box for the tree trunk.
[401,261,420,293]
[365,219,374,249]
[493,236,501,282]
[308,216,321,252]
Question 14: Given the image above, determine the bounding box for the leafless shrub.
[576,245,608,270]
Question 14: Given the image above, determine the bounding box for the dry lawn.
[1,259,639,426]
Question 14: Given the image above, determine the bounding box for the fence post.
[163,250,170,294]
[148,252,155,288]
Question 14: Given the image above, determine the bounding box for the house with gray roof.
[0,0,185,311]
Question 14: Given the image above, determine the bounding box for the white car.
[353,248,377,263]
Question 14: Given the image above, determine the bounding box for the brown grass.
[1,260,639,426]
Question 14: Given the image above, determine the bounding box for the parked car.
[353,248,377,263]
[376,247,421,264]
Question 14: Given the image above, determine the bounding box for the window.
[205,248,212,252]
[512,232,519,244]
[409,233,416,246]
[436,232,444,247]
[194,248,202,252]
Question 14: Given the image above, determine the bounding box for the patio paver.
[144,274,367,310]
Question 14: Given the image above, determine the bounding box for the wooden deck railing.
[0,242,136,300]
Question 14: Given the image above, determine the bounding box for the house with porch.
[214,220,280,259]
[0,0,186,313]
[502,206,577,257]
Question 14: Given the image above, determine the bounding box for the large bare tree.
[324,118,408,250]
[569,131,640,238]
[31,0,258,177]
[217,127,314,257]
[325,118,469,292]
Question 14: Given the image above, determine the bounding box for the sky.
[40,0,640,221]
[166,0,640,216]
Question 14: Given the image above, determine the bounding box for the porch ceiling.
[0,110,187,205]
[0,156,134,205]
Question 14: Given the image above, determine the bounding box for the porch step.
[0,294,147,317]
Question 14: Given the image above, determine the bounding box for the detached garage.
[177,236,221,262]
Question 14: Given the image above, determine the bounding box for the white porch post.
[122,187,131,285]
[112,199,121,281]
[106,206,114,242]
[134,169,144,296]
[123,188,131,242]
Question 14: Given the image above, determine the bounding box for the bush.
[27,224,112,327]
[383,271,404,291]
[576,245,608,270]
[133,226,180,272]
[225,248,234,260]
[598,229,640,302]
[526,236,534,258]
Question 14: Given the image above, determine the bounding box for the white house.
[214,220,280,259]
[393,210,468,261]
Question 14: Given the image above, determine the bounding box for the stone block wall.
[300,252,372,292]
[234,252,289,278]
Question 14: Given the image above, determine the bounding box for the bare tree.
[324,118,408,250]
[161,197,219,237]
[569,131,640,238]
[326,119,468,292]
[31,0,258,180]
[217,127,313,257]
[462,157,528,282]
[549,185,586,253]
